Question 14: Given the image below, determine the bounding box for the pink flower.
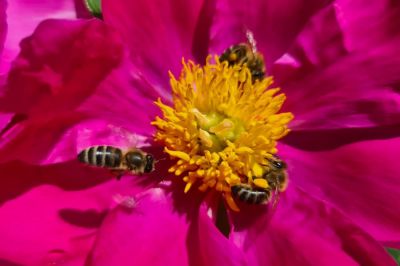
[1,0,400,265]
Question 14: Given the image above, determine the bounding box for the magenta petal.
[188,206,247,266]
[0,112,12,133]
[334,0,400,51]
[0,162,135,266]
[272,4,347,83]
[91,188,246,266]
[280,137,400,243]
[90,188,191,266]
[0,19,123,115]
[77,59,160,135]
[210,0,331,67]
[279,38,400,130]
[0,0,78,76]
[103,0,216,96]
[230,186,396,266]
[0,0,5,56]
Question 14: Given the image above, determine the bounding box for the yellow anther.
[165,148,190,161]
[184,182,193,193]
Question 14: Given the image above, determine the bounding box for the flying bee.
[220,31,266,82]
[231,155,288,205]
[77,145,155,179]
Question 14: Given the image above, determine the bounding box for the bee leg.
[128,166,142,176]
[110,170,125,180]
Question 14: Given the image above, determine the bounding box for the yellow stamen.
[164,148,190,161]
[152,56,293,211]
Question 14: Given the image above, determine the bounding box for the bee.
[263,155,288,193]
[231,185,271,204]
[77,145,155,179]
[231,155,288,205]
[219,31,266,82]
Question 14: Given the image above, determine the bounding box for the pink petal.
[0,161,135,265]
[230,186,396,266]
[74,0,93,18]
[268,4,400,130]
[0,19,123,116]
[210,0,332,67]
[283,123,400,151]
[0,0,5,55]
[334,0,400,51]
[0,0,78,77]
[280,137,400,243]
[278,37,400,130]
[102,0,216,98]
[0,112,12,133]
[272,4,347,82]
[91,188,246,266]
[77,59,160,136]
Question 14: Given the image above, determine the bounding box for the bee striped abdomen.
[231,185,270,204]
[78,146,122,168]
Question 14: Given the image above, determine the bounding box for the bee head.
[268,155,286,170]
[251,70,265,81]
[144,154,155,173]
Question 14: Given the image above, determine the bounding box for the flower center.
[152,56,293,211]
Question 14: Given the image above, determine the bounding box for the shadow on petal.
[58,208,108,229]
[0,160,112,205]
[284,123,400,151]
[0,259,21,266]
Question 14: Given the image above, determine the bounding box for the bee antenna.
[155,157,167,163]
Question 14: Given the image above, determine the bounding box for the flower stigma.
[152,56,293,211]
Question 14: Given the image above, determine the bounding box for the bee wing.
[245,29,258,53]
[105,124,147,149]
[76,122,146,152]
[113,193,137,209]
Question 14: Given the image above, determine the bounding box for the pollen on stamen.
[151,55,293,211]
